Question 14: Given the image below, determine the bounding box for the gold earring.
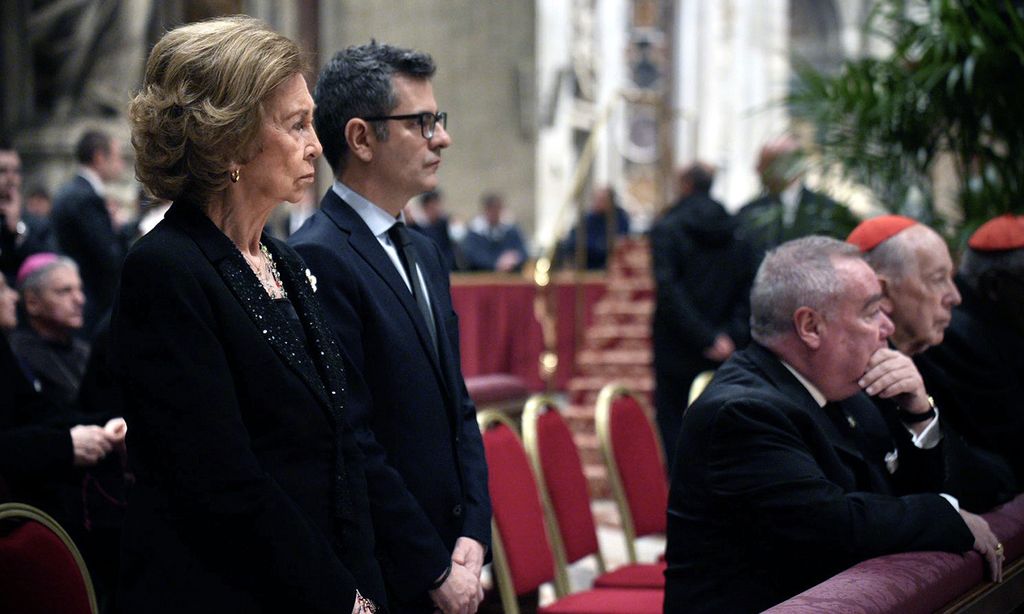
[230,168,240,183]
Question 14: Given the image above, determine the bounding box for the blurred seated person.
[562,186,630,270]
[11,253,91,408]
[911,215,1024,482]
[12,251,126,422]
[665,236,1008,613]
[0,142,55,285]
[461,192,527,272]
[409,190,461,271]
[0,268,126,610]
[22,184,56,248]
[25,184,53,220]
[1,272,120,499]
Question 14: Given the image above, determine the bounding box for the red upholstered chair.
[0,502,98,614]
[522,395,666,592]
[595,383,669,563]
[478,411,663,614]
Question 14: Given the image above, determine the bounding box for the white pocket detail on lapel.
[884,449,899,475]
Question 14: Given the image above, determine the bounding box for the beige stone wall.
[318,1,537,241]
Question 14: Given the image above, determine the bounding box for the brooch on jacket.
[305,268,318,293]
[884,449,899,475]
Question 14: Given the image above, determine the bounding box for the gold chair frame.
[0,501,99,614]
[595,382,667,564]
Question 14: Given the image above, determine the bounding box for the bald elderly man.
[665,236,1002,614]
[847,215,1017,504]
[913,215,1024,481]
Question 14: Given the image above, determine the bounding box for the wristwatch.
[898,395,937,424]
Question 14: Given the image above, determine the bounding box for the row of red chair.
[479,383,670,613]
[0,502,98,614]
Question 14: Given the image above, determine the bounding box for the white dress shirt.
[332,181,433,313]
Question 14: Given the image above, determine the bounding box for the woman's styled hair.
[128,15,304,204]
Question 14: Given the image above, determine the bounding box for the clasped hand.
[70,417,127,466]
[430,537,485,614]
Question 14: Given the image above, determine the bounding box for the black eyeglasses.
[362,111,448,139]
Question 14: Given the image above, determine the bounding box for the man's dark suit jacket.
[111,202,385,613]
[4,323,126,544]
[52,174,126,337]
[665,343,974,614]
[8,326,89,410]
[0,333,76,510]
[737,185,859,264]
[290,190,491,611]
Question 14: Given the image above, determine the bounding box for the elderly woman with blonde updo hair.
[112,16,383,613]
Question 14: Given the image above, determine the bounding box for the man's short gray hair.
[750,236,862,343]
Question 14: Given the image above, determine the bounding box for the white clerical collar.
[779,182,802,227]
[780,360,827,408]
[332,180,405,237]
[79,167,106,198]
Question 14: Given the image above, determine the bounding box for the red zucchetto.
[968,214,1024,252]
[846,215,919,252]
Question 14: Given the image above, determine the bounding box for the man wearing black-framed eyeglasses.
[290,42,490,614]
[362,111,448,140]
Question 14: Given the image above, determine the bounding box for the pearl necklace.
[245,243,287,299]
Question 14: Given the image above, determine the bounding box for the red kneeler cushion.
[539,588,664,613]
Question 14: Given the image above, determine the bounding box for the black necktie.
[388,222,439,356]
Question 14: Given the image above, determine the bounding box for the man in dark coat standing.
[665,236,1004,614]
[51,130,127,338]
[650,163,754,465]
[290,42,490,614]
